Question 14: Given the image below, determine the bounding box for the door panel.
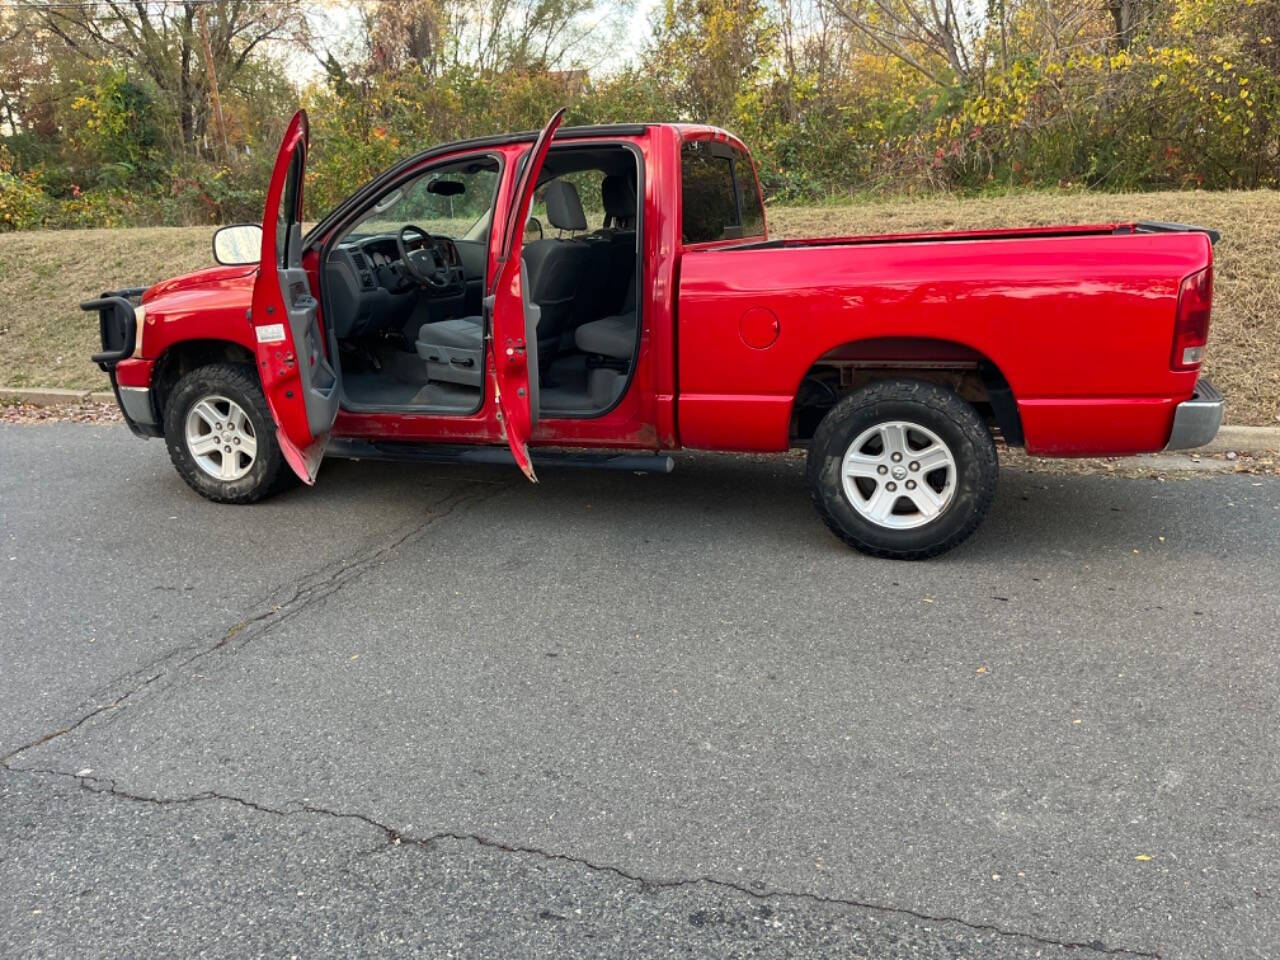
[280,262,337,436]
[251,111,339,484]
[487,107,565,480]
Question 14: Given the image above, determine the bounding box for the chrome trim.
[1165,379,1224,450]
[118,385,157,427]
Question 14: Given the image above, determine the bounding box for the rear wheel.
[163,363,292,504]
[806,379,997,559]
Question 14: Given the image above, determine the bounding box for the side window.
[733,147,765,239]
[277,148,304,267]
[681,141,738,243]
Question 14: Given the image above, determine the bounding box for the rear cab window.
[680,138,765,245]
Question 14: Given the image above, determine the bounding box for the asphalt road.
[2,423,1277,959]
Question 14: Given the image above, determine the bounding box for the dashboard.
[325,233,469,341]
[345,234,463,291]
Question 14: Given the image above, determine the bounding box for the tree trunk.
[1107,0,1138,50]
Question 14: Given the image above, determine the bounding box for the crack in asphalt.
[1,480,516,766]
[1,765,1160,959]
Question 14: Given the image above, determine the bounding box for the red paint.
[675,230,1211,454]
[739,307,780,349]
[249,110,317,474]
[489,107,565,481]
[121,120,1215,481]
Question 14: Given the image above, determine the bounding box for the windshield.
[346,157,501,240]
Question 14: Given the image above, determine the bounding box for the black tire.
[806,378,997,560]
[163,363,292,504]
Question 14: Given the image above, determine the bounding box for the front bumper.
[1165,379,1224,450]
[82,288,161,438]
[116,383,159,431]
[82,287,145,369]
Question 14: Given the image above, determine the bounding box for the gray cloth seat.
[600,174,637,231]
[415,315,484,387]
[572,174,638,324]
[574,313,634,359]
[593,174,638,317]
[574,269,638,361]
[415,181,599,387]
[522,180,592,361]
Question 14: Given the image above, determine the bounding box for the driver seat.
[415,181,591,388]
[414,247,542,388]
[415,314,484,387]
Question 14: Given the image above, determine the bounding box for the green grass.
[3,188,1277,424]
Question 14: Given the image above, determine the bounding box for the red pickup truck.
[85,109,1222,559]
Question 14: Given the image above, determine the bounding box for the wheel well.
[151,340,257,425]
[791,337,1023,447]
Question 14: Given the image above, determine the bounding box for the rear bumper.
[1164,379,1224,450]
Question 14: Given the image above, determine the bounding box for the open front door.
[251,110,339,485]
[487,107,566,482]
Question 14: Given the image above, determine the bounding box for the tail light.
[1171,266,1212,370]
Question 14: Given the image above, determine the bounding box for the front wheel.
[163,363,293,504]
[806,379,998,560]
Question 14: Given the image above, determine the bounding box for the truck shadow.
[303,451,1270,567]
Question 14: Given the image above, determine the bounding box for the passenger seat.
[595,174,638,316]
[575,269,638,362]
[522,180,591,360]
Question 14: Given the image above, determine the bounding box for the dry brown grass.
[2,189,1277,423]
[0,227,216,392]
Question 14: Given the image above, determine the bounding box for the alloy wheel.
[184,394,258,482]
[840,420,957,529]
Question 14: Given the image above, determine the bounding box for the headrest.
[601,174,636,219]
[544,180,587,232]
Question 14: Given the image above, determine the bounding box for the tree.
[822,0,984,84]
[18,0,305,150]
[647,0,776,122]
[324,0,617,81]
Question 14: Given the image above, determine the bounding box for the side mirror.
[524,216,543,242]
[212,223,263,265]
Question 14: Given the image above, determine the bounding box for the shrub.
[0,147,48,231]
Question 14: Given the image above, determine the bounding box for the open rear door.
[487,107,566,482]
[251,110,339,484]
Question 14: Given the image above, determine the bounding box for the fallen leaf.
[976,666,988,674]
[1135,854,1153,861]
[349,654,360,661]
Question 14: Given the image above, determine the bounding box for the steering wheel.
[396,224,452,289]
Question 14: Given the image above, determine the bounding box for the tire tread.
[805,379,998,560]
[163,363,289,504]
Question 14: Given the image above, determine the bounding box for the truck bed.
[675,225,1216,456]
[738,220,1219,250]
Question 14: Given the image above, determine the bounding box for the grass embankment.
[2,190,1277,423]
